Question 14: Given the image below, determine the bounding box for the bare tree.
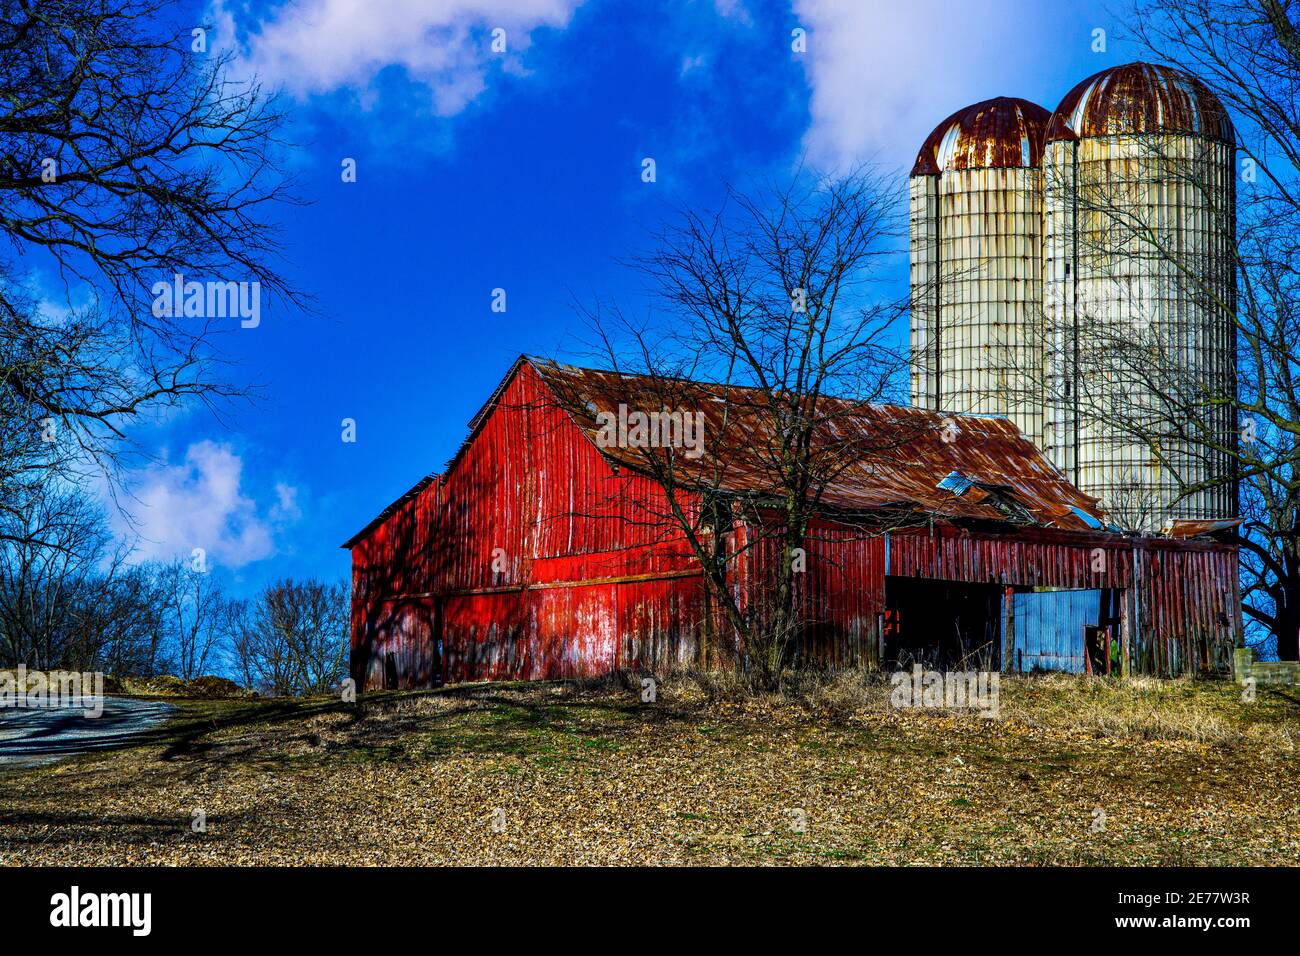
[0,484,108,667]
[555,169,911,688]
[222,597,259,691]
[0,2,306,680]
[224,579,348,696]
[158,559,222,680]
[0,0,301,547]
[84,562,167,676]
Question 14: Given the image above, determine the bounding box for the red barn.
[344,356,1242,688]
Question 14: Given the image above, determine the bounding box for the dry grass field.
[1,671,1297,865]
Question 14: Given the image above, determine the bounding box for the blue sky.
[100,0,1148,599]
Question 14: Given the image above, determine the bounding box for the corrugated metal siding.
[1008,589,1103,673]
[1136,541,1240,676]
[886,526,1133,589]
[870,526,1236,676]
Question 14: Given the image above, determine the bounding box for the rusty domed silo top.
[1046,62,1234,143]
[911,97,1051,177]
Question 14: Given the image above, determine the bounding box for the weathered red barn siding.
[1136,540,1241,675]
[883,526,1239,675]
[349,477,443,689]
[348,357,1242,686]
[886,525,1135,589]
[729,519,888,668]
[724,522,1239,677]
[360,598,440,690]
[801,523,889,668]
[350,362,710,688]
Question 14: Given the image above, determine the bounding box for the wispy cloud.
[111,441,298,569]
[711,0,752,24]
[792,0,1051,172]
[215,0,585,116]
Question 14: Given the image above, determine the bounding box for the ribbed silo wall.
[909,175,939,411]
[910,168,1044,444]
[1042,134,1236,528]
[1041,139,1077,483]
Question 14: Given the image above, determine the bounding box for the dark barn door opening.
[884,576,1004,670]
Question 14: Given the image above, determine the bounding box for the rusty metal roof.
[529,358,1109,531]
[912,97,1051,176]
[1162,517,1243,539]
[1046,62,1234,144]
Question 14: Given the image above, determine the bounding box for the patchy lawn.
[1,673,1297,865]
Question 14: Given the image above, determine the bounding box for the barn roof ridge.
[343,354,1115,549]
[522,354,1032,426]
[523,357,1110,530]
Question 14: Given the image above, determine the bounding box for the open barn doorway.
[883,576,1004,670]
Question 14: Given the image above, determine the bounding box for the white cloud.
[712,0,751,24]
[113,441,297,568]
[792,0,1051,172]
[216,0,584,115]
[679,53,707,78]
[269,482,302,523]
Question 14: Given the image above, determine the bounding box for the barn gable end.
[347,358,709,688]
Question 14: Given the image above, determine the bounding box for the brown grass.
[1,670,1297,866]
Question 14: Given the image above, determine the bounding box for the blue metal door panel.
[1008,589,1103,673]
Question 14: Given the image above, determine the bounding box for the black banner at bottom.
[0,866,1276,942]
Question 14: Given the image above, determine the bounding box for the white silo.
[910,97,1052,445]
[1041,62,1237,528]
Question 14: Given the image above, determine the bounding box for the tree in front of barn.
[562,170,913,689]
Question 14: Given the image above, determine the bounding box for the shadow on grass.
[345,684,698,764]
[0,808,259,851]
[48,681,701,773]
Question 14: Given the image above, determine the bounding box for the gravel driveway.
[0,697,174,769]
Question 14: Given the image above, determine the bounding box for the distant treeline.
[0,485,346,697]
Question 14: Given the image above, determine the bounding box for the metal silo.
[910,97,1051,445]
[1041,63,1236,529]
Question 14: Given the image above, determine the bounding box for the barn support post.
[1002,586,1016,673]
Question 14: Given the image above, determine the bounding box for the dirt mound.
[186,675,246,698]
[0,670,248,699]
[122,674,248,698]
